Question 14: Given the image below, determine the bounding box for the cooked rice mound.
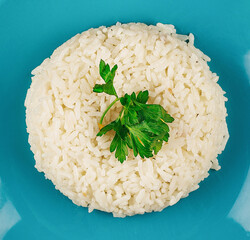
[25,23,229,217]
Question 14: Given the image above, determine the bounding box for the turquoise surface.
[0,0,249,239]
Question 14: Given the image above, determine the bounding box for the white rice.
[25,22,229,217]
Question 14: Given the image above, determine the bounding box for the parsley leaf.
[111,133,128,163]
[93,59,118,97]
[93,60,174,163]
[127,123,153,158]
[136,90,149,104]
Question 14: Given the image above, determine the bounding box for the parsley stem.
[118,108,124,119]
[100,97,121,124]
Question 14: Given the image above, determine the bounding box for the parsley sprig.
[93,60,174,163]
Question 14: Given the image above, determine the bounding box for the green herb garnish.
[93,60,174,163]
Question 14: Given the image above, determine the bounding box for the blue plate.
[0,0,249,239]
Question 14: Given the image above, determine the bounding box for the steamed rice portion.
[25,23,229,217]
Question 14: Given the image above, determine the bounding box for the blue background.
[0,0,249,239]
